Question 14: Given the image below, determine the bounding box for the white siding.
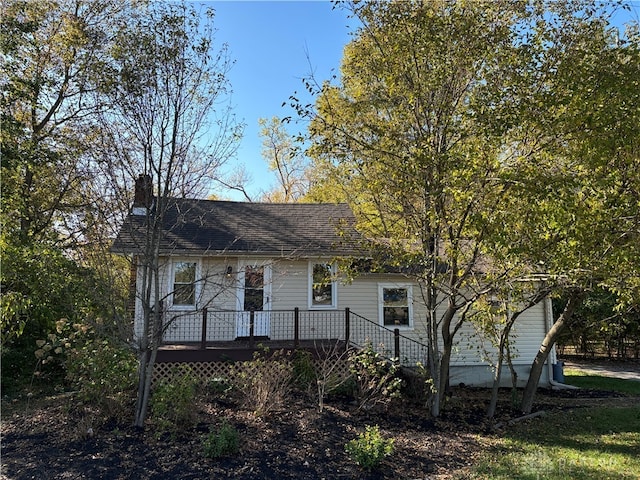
[134,256,552,387]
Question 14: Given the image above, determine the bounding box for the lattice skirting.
[153,358,351,385]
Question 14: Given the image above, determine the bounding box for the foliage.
[150,368,199,438]
[292,349,317,392]
[202,421,240,459]
[348,342,402,411]
[33,319,137,415]
[231,349,293,417]
[0,0,132,395]
[557,289,640,359]
[401,362,436,406]
[301,0,640,416]
[468,407,640,479]
[345,424,394,471]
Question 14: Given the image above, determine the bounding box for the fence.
[159,307,429,367]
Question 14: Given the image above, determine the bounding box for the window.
[379,284,412,328]
[172,261,197,307]
[309,262,337,309]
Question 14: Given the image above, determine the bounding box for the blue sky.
[206,1,354,200]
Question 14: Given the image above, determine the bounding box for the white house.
[112,175,555,387]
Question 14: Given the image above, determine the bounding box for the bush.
[203,421,240,459]
[292,349,317,392]
[345,424,394,470]
[150,368,199,438]
[232,348,293,417]
[349,342,403,410]
[32,319,136,414]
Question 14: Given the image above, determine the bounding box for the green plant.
[202,421,240,459]
[206,376,233,395]
[33,319,137,414]
[345,424,394,470]
[150,369,199,438]
[349,342,403,410]
[292,349,317,392]
[232,349,293,417]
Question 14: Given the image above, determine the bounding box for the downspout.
[543,295,579,390]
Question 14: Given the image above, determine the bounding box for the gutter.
[543,296,579,390]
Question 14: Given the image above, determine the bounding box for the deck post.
[394,328,400,360]
[345,308,350,347]
[294,307,300,347]
[201,308,208,350]
[249,309,255,347]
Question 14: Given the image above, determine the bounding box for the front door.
[236,263,271,338]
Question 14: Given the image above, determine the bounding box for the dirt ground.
[2,373,637,480]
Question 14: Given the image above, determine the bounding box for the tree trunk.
[486,353,503,420]
[433,306,456,416]
[520,291,584,414]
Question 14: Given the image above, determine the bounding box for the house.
[112,175,556,388]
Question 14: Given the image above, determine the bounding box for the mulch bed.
[1,385,632,480]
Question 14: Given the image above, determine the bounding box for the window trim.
[308,261,338,310]
[169,259,201,310]
[378,283,413,330]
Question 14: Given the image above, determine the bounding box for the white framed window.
[170,260,200,309]
[309,262,337,309]
[378,284,413,329]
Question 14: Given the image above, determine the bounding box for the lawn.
[464,373,640,480]
[563,368,640,395]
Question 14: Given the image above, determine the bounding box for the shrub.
[345,424,394,470]
[349,342,403,410]
[150,368,199,438]
[232,348,293,417]
[292,349,317,392]
[202,421,240,459]
[33,319,136,414]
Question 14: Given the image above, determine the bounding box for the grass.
[464,371,640,479]
[562,369,640,396]
[466,406,640,479]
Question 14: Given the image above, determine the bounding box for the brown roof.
[112,198,360,257]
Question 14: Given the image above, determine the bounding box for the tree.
[1,0,127,245]
[0,0,131,369]
[94,1,241,428]
[485,4,640,414]
[301,0,639,417]
[258,116,309,202]
[303,0,526,416]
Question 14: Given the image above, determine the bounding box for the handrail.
[157,307,428,366]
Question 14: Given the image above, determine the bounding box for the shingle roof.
[112,198,361,257]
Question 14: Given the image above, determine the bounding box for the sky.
[205,1,355,200]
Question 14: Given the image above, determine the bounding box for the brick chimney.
[132,173,152,214]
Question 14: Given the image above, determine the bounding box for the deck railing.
[160,307,429,367]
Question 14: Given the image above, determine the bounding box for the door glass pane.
[244,266,264,311]
[173,262,196,305]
